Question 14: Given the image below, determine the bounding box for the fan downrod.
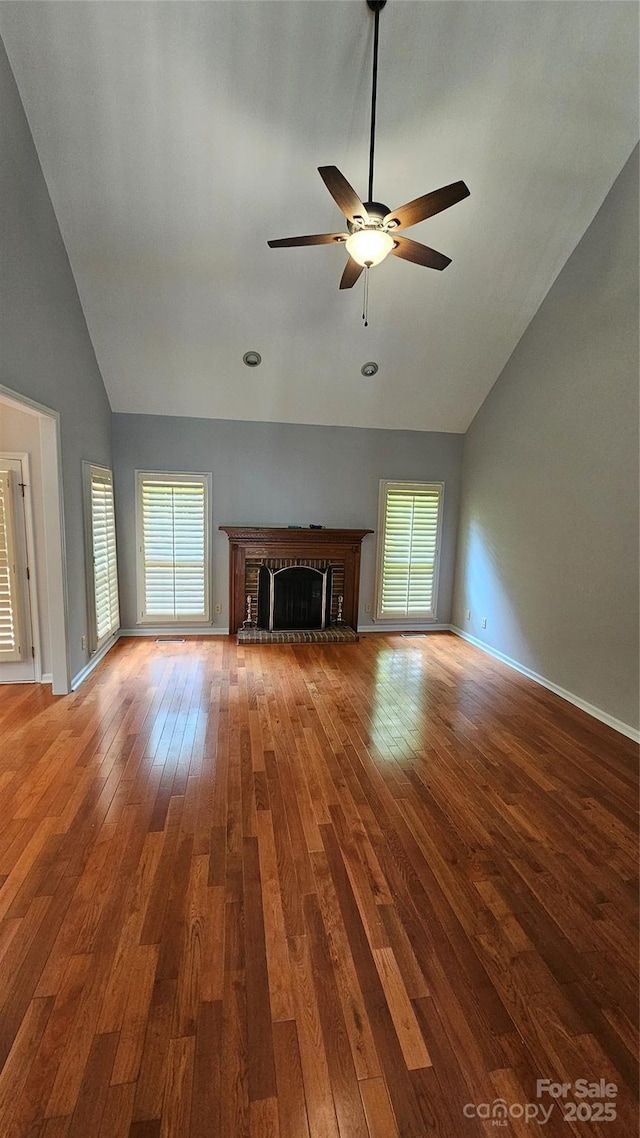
[366,1,387,11]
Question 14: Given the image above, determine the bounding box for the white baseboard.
[358,623,452,634]
[450,626,639,743]
[2,671,51,685]
[119,627,230,637]
[71,632,120,691]
[125,625,445,639]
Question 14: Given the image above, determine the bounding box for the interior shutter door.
[378,483,443,619]
[141,477,207,621]
[0,470,23,661]
[89,466,119,649]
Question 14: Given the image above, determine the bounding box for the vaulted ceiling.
[1,1,637,432]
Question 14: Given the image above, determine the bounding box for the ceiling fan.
[268,0,470,293]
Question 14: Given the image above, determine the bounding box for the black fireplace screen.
[258,564,332,631]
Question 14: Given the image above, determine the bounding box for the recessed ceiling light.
[361,361,379,377]
[243,351,262,367]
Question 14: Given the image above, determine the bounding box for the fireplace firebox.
[258,564,332,631]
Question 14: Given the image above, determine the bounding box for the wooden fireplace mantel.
[220,527,373,633]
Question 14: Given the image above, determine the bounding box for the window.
[136,472,210,624]
[0,467,24,661]
[375,480,444,620]
[83,463,120,652]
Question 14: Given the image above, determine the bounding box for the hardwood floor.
[0,632,637,1137]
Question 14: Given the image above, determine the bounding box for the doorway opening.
[0,455,38,682]
[0,386,70,693]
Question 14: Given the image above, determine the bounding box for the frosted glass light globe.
[345,228,394,267]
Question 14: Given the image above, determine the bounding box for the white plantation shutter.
[376,481,444,619]
[0,469,23,661]
[137,473,210,622]
[84,464,120,651]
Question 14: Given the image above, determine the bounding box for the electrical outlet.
[365,602,372,613]
[214,604,222,615]
[465,610,471,621]
[481,617,487,629]
[81,635,86,650]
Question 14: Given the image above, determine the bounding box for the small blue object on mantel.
[309,524,324,529]
[287,525,303,529]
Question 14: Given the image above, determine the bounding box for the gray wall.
[112,415,463,630]
[453,147,639,730]
[0,37,112,683]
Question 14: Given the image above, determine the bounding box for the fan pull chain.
[363,267,370,327]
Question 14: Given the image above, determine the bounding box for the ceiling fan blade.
[267,232,348,248]
[339,258,365,290]
[318,166,369,224]
[390,235,451,271]
[384,180,470,230]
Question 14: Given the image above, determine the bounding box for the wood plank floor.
[0,632,637,1138]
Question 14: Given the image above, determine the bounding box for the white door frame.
[0,453,41,681]
[0,385,70,694]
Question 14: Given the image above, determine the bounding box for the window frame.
[374,479,445,622]
[83,462,120,654]
[135,470,212,626]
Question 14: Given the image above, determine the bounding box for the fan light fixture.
[346,229,394,267]
[267,0,471,317]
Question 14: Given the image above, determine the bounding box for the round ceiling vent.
[361,361,379,377]
[243,351,262,367]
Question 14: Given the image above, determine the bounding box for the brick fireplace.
[220,527,373,636]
